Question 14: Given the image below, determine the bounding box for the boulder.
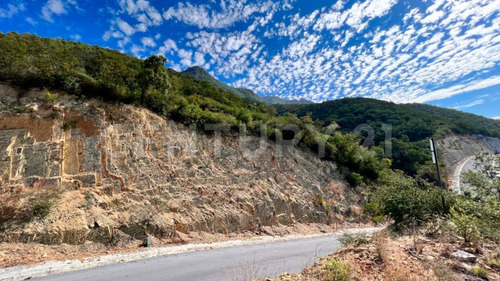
[450,250,477,262]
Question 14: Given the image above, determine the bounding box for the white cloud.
[0,2,25,18]
[118,37,131,48]
[421,10,445,24]
[452,99,484,110]
[116,18,135,36]
[184,29,262,76]
[158,39,178,55]
[492,116,500,120]
[119,0,162,26]
[41,0,69,22]
[313,0,397,33]
[194,52,206,66]
[141,36,156,47]
[70,34,81,41]
[111,0,162,37]
[130,44,144,57]
[163,0,277,29]
[25,17,38,25]
[414,76,500,103]
[177,48,193,67]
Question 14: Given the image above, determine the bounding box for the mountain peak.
[182,66,263,103]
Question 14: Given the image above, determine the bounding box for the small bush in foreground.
[29,193,55,219]
[322,259,352,281]
[371,170,448,228]
[470,267,489,278]
[346,172,363,186]
[338,232,370,246]
[487,258,500,269]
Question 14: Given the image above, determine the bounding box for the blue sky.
[1,0,499,119]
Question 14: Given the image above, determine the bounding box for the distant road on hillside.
[452,156,476,192]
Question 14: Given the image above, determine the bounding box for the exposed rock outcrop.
[0,84,360,245]
[437,134,500,176]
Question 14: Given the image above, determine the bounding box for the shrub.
[447,204,480,243]
[28,192,55,219]
[314,193,329,212]
[372,170,448,227]
[373,230,390,263]
[372,215,384,224]
[44,91,58,103]
[346,172,363,186]
[447,196,500,242]
[0,189,57,226]
[470,267,488,278]
[487,258,500,269]
[322,259,352,281]
[338,232,370,246]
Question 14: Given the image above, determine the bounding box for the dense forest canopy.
[275,98,500,142]
[275,98,500,177]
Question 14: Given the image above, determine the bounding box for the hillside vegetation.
[2,32,499,184]
[276,98,500,177]
[0,32,387,183]
[181,66,263,103]
[276,98,500,142]
[261,95,313,105]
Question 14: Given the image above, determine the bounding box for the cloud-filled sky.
[1,0,499,118]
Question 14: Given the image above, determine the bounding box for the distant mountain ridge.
[275,97,500,142]
[261,96,313,104]
[181,66,313,105]
[182,66,263,103]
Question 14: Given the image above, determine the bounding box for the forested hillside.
[261,95,313,105]
[275,98,500,177]
[276,98,500,142]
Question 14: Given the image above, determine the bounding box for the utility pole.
[429,138,443,189]
[430,138,446,210]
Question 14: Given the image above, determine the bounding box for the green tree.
[138,55,169,104]
[462,151,500,200]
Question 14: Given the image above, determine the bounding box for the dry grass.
[385,266,432,281]
[372,230,390,264]
[432,263,462,281]
[0,183,62,226]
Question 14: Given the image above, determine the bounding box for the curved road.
[30,228,378,281]
[452,156,475,192]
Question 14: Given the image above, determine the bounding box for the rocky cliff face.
[0,84,359,245]
[437,134,500,176]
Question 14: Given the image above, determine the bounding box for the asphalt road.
[33,232,365,281]
[452,156,475,192]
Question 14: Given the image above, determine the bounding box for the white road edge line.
[453,156,474,191]
[0,226,383,281]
